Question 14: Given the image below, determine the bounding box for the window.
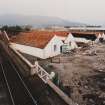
[54,45,57,52]
[69,42,71,46]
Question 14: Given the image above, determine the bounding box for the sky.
[0,0,105,25]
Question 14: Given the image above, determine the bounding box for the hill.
[0,14,86,28]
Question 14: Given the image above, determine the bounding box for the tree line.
[0,25,32,37]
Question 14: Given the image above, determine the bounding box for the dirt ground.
[21,43,105,105]
[39,43,105,105]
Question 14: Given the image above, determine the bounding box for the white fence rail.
[31,61,51,83]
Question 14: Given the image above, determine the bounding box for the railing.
[0,31,9,44]
[9,44,51,83]
[32,62,51,83]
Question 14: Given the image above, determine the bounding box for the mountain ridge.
[0,14,86,28]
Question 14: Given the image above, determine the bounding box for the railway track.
[0,42,76,105]
[0,63,15,105]
[0,54,38,105]
[0,63,12,105]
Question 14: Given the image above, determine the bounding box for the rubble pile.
[22,43,105,105]
[68,72,105,105]
[51,43,105,105]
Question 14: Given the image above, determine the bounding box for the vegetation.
[0,25,32,37]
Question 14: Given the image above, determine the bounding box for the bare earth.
[39,43,105,105]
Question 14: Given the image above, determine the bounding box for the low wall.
[0,41,77,105]
[0,41,33,77]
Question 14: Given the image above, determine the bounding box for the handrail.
[9,44,34,68]
[9,43,51,83]
[34,62,51,83]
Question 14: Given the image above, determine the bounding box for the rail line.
[0,53,38,105]
[0,63,15,105]
[0,62,13,105]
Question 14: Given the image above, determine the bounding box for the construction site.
[22,42,105,105]
[0,30,105,105]
[40,43,105,105]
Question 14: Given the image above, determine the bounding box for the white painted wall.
[95,33,105,43]
[44,35,63,58]
[64,33,78,50]
[102,33,105,40]
[57,36,66,41]
[65,33,75,43]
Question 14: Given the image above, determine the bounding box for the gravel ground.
[21,43,105,105]
[39,43,105,105]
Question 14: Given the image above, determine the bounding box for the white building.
[64,33,78,50]
[95,33,102,43]
[11,31,94,59]
[10,31,63,59]
[102,33,105,40]
[95,33,105,43]
[55,32,78,50]
[56,32,93,49]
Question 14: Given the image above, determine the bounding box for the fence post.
[30,61,39,75]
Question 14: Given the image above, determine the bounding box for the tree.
[0,25,24,36]
[24,25,32,31]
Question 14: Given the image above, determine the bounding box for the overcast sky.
[0,0,105,25]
